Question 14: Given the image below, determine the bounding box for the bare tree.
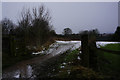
[1,18,14,35]
[63,28,72,35]
[31,5,52,46]
[17,5,53,47]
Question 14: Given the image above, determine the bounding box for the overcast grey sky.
[2,2,118,34]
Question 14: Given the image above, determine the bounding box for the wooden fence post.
[10,36,16,56]
[81,34,89,67]
[88,35,98,71]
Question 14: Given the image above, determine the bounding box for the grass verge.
[97,43,120,79]
[49,49,103,79]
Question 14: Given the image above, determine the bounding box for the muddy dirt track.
[2,41,81,78]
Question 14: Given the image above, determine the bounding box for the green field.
[101,43,120,51]
[98,43,120,78]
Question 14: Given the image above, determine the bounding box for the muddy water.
[2,41,81,78]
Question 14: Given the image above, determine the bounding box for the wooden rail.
[97,48,120,55]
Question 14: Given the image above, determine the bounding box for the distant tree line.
[61,27,120,41]
[59,28,99,40]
